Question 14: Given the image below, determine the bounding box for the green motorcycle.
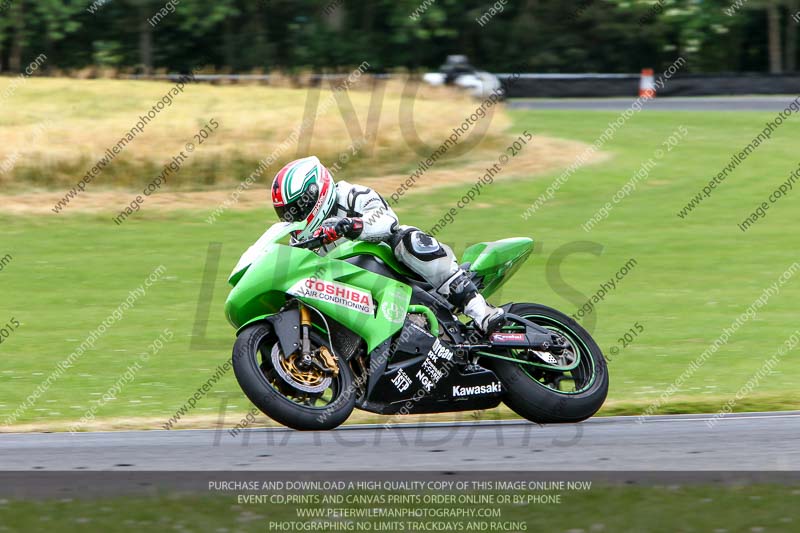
[225,222,608,430]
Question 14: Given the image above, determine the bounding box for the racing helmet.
[271,156,337,240]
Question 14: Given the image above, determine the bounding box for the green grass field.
[2,99,800,429]
[1,484,797,532]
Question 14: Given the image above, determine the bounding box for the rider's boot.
[438,271,505,335]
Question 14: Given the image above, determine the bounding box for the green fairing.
[325,240,416,277]
[462,238,534,298]
[226,225,533,352]
[225,225,411,353]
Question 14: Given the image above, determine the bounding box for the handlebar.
[291,236,325,249]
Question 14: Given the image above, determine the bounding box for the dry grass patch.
[0,77,509,192]
[3,135,607,214]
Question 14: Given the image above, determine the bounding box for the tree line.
[1,0,799,75]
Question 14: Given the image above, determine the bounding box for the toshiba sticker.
[289,278,374,315]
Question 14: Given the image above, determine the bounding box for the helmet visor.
[274,184,319,223]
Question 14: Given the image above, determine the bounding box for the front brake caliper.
[318,346,339,377]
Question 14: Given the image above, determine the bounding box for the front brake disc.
[270,344,332,394]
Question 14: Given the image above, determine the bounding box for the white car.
[423,55,504,99]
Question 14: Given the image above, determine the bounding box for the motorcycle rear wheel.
[487,303,609,424]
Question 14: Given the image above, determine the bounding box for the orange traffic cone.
[639,68,656,98]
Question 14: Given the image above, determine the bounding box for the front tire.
[232,323,355,431]
[488,303,609,424]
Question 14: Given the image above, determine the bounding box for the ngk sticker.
[289,278,374,315]
[413,339,455,393]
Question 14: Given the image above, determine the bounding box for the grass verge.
[2,106,799,430]
[1,484,797,532]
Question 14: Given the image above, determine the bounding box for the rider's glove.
[313,217,363,244]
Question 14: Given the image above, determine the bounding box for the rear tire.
[232,323,355,431]
[487,303,608,424]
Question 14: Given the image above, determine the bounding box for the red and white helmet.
[271,156,337,240]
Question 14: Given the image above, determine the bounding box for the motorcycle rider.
[270,156,505,334]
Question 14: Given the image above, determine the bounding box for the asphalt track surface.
[1,411,797,472]
[508,96,800,112]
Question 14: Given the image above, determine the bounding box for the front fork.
[297,303,338,376]
[299,304,313,367]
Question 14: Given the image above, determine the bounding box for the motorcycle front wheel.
[232,323,355,431]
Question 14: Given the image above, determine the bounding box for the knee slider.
[403,231,446,262]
